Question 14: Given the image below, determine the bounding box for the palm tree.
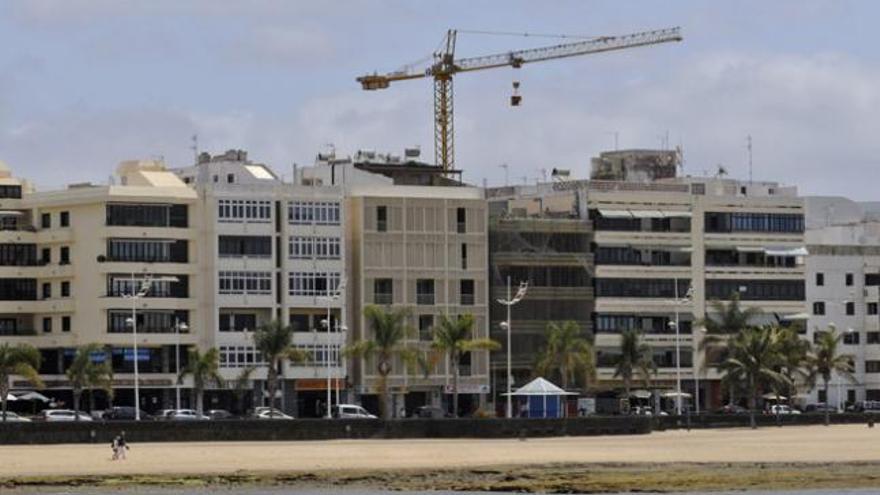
[178,347,224,416]
[345,305,419,419]
[536,321,595,390]
[229,366,256,415]
[431,314,500,417]
[773,326,811,402]
[66,344,112,419]
[718,326,789,428]
[253,320,310,416]
[614,328,655,402]
[806,325,855,426]
[0,343,43,422]
[699,292,763,406]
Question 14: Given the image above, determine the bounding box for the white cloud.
[222,24,336,67]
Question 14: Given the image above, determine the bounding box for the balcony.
[460,293,475,306]
[416,294,435,305]
[374,293,393,305]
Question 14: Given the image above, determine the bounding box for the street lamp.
[319,278,346,419]
[669,280,694,416]
[173,319,189,411]
[496,277,528,419]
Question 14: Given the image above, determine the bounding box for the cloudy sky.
[1,1,879,197]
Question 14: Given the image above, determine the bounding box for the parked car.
[848,401,880,413]
[331,404,377,419]
[103,406,153,421]
[414,405,452,419]
[167,409,208,421]
[207,409,236,420]
[255,410,294,420]
[0,411,31,422]
[154,409,177,420]
[253,407,293,419]
[804,403,837,414]
[715,404,749,415]
[766,404,801,415]
[34,409,93,422]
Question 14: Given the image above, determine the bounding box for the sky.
[1,0,879,198]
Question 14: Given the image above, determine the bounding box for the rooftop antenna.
[606,131,619,151]
[190,134,199,164]
[747,134,753,185]
[500,163,509,186]
[539,168,547,183]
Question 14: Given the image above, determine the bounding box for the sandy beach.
[3,425,880,492]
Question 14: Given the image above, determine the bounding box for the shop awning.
[736,246,765,253]
[780,312,810,321]
[764,246,808,256]
[630,210,665,219]
[662,210,692,218]
[598,209,633,219]
[0,211,23,217]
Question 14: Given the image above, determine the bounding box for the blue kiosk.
[506,377,576,418]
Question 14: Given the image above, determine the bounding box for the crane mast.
[358,27,682,174]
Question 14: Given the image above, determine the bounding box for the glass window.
[374,278,393,304]
[60,211,69,227]
[813,302,825,315]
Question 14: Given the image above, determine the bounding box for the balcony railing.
[460,294,475,306]
[416,294,435,305]
[374,293,393,305]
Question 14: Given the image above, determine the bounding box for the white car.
[168,409,208,421]
[768,405,801,415]
[0,411,31,422]
[255,409,294,420]
[36,409,93,422]
[332,404,377,419]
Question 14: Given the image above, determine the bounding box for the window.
[227,173,235,184]
[419,315,434,341]
[288,201,340,225]
[0,185,21,199]
[60,246,70,265]
[41,283,51,299]
[867,361,880,374]
[289,236,341,259]
[813,302,826,315]
[0,244,37,266]
[217,199,271,223]
[496,266,590,288]
[818,390,827,402]
[869,303,878,315]
[289,314,310,332]
[219,345,266,369]
[61,281,70,298]
[42,317,52,333]
[416,279,435,305]
[846,302,855,315]
[106,203,188,228]
[60,211,69,227]
[107,274,189,298]
[868,332,880,344]
[219,313,257,332]
[460,279,475,305]
[704,212,804,234]
[844,332,860,345]
[705,279,804,301]
[377,206,387,232]
[41,248,50,264]
[457,207,466,233]
[461,243,468,270]
[0,279,37,301]
[816,273,824,286]
[846,273,854,286]
[867,274,880,286]
[62,316,71,333]
[291,344,341,367]
[218,271,272,295]
[596,278,692,299]
[107,310,188,333]
[288,272,342,296]
[107,239,188,263]
[374,278,393,304]
[218,236,272,258]
[40,213,51,229]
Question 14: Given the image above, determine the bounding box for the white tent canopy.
[503,377,577,396]
[14,391,50,402]
[3,393,16,402]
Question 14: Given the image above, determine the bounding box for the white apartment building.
[805,196,880,408]
[174,150,347,417]
[0,159,202,412]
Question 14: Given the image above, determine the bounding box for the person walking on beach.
[111,432,129,460]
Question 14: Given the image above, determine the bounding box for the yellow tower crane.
[358,27,682,174]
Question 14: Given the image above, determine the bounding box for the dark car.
[804,403,837,414]
[414,405,452,419]
[715,404,749,415]
[103,406,153,421]
[207,409,236,420]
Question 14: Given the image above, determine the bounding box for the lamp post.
[320,278,346,419]
[173,318,189,411]
[496,277,528,418]
[123,275,152,421]
[669,279,694,416]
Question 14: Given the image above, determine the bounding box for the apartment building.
[1,159,201,411]
[804,196,880,408]
[486,184,594,415]
[174,150,347,417]
[589,150,806,411]
[305,154,491,417]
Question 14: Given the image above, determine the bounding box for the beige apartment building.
[0,159,202,411]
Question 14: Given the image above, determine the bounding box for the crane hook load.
[511,81,522,107]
